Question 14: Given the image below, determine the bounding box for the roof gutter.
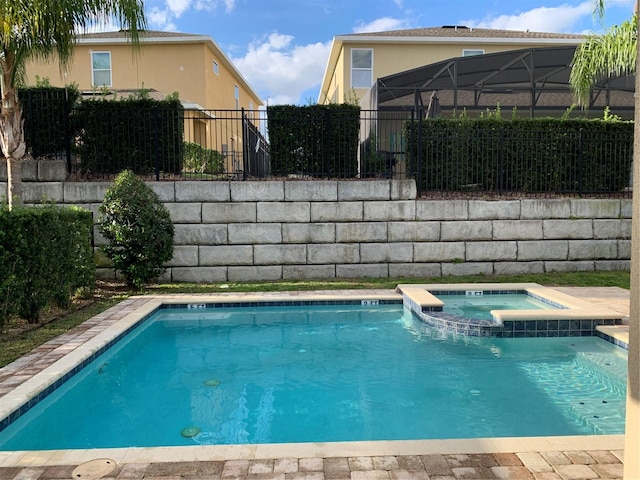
[333,35,583,45]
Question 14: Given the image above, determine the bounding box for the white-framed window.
[235,84,239,109]
[91,51,112,87]
[462,49,485,57]
[351,48,373,89]
[213,60,219,75]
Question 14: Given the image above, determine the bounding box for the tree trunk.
[6,155,22,207]
[0,52,26,210]
[0,88,26,209]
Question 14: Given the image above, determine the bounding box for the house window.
[351,49,373,89]
[91,51,112,87]
[213,60,219,75]
[462,49,484,57]
[235,84,239,109]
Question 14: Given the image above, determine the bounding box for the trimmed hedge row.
[19,86,79,158]
[0,206,95,325]
[72,97,185,175]
[267,104,360,177]
[404,118,633,194]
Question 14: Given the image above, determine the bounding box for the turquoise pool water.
[0,304,627,450]
[434,293,557,320]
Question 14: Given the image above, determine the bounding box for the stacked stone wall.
[5,178,631,282]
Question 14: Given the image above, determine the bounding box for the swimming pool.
[0,301,627,451]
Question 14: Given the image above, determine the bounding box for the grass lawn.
[0,271,630,368]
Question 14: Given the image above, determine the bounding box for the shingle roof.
[77,30,204,40]
[343,26,584,40]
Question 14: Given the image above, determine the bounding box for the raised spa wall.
[1,176,632,282]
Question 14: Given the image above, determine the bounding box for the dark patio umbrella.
[425,90,441,118]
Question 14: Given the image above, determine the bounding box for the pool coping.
[397,283,624,321]
[0,434,626,467]
[397,283,626,338]
[0,289,629,467]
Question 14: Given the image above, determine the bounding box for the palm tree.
[571,3,640,479]
[569,15,637,108]
[0,0,146,209]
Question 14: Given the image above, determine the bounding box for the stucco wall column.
[624,35,640,478]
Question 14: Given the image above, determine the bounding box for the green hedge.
[0,206,95,325]
[404,118,633,194]
[19,86,79,157]
[72,97,184,175]
[267,104,360,177]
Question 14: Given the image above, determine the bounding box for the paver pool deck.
[0,287,630,480]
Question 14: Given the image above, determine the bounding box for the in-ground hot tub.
[397,283,625,337]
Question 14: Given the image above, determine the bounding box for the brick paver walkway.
[0,451,626,479]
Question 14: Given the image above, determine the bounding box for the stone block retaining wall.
[3,179,631,282]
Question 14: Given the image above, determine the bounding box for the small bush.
[99,170,174,288]
[183,142,225,174]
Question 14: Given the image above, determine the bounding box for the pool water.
[0,305,627,450]
[434,293,557,320]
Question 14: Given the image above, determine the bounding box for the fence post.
[241,108,248,180]
[415,108,422,194]
[578,128,584,195]
[25,90,34,156]
[324,108,331,177]
[64,88,72,173]
[498,127,505,193]
[153,109,160,181]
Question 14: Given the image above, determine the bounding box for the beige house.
[25,30,264,176]
[319,25,584,105]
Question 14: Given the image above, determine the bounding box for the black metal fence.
[403,115,634,197]
[21,103,633,197]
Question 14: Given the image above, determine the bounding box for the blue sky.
[140,0,635,105]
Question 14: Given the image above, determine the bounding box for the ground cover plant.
[0,271,630,368]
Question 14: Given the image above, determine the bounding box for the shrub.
[267,104,360,177]
[19,85,80,158]
[404,117,633,194]
[0,205,94,325]
[73,96,184,175]
[183,142,225,174]
[99,170,175,288]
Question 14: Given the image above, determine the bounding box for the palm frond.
[570,15,637,107]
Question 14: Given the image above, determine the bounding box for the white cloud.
[353,17,409,34]
[232,33,331,105]
[166,0,191,17]
[148,7,178,31]
[193,0,236,13]
[463,2,593,33]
